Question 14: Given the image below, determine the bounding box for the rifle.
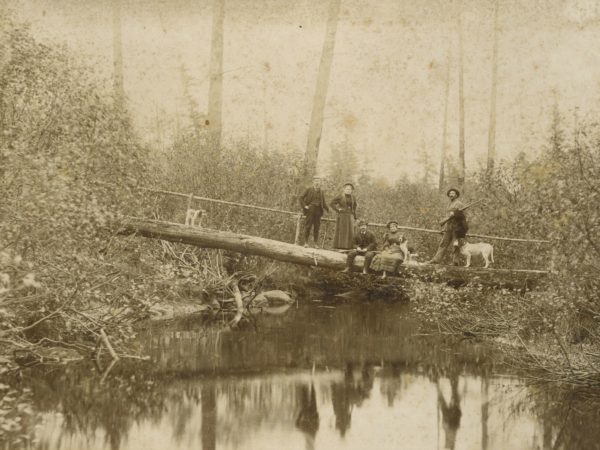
[439,199,484,227]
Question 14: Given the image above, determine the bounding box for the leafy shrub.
[0,13,155,352]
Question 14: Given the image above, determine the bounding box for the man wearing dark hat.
[426,188,468,264]
[300,176,330,248]
[342,220,377,274]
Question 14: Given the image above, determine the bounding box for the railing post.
[549,242,559,273]
[321,222,330,249]
[294,214,302,245]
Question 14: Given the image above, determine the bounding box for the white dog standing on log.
[460,242,494,268]
[185,209,206,227]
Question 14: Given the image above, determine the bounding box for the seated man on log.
[342,220,378,274]
[426,188,469,265]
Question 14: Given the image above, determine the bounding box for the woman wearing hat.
[330,183,358,250]
[370,220,406,279]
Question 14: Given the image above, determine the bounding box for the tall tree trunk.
[112,0,125,108]
[418,138,433,184]
[303,0,342,181]
[263,75,269,151]
[154,104,164,152]
[457,3,466,189]
[179,62,203,138]
[486,0,499,174]
[207,0,225,151]
[438,42,451,192]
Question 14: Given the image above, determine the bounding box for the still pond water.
[18,301,600,450]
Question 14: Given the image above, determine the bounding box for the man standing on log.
[342,220,377,274]
[426,188,468,265]
[300,176,329,248]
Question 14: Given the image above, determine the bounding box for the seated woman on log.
[370,220,406,279]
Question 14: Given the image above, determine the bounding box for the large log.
[120,217,352,268]
[119,218,548,289]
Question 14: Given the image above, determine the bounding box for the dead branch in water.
[99,328,119,361]
[228,282,244,327]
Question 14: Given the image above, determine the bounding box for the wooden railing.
[143,187,551,245]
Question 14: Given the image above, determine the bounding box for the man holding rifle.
[426,188,470,265]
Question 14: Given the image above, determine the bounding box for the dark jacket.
[330,194,357,219]
[353,230,377,251]
[300,187,329,215]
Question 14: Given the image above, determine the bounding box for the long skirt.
[332,212,355,249]
[371,249,404,273]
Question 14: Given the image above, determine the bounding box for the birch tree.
[457,2,466,189]
[438,42,451,192]
[112,0,125,108]
[207,0,225,150]
[487,0,499,174]
[303,0,342,181]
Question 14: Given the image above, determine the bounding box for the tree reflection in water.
[330,362,375,437]
[201,385,217,450]
[295,382,320,450]
[379,363,402,407]
[12,304,600,450]
[436,372,462,450]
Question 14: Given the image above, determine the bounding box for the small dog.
[399,240,410,264]
[398,237,417,264]
[185,208,206,227]
[459,242,494,268]
[380,237,415,279]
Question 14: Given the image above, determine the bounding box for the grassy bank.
[409,280,600,387]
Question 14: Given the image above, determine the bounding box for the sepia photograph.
[1,0,600,449]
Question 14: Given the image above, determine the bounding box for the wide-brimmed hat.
[343,182,355,190]
[357,220,368,227]
[446,188,460,198]
[386,220,399,229]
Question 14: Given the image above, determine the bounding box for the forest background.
[1,0,600,391]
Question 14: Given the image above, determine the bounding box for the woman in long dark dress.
[371,220,405,279]
[330,183,357,250]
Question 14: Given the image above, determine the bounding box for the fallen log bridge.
[119,218,549,289]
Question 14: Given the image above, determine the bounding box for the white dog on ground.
[459,242,494,268]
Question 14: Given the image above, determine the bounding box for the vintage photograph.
[1,0,600,449]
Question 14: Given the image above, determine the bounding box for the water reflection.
[330,363,374,438]
[295,383,319,450]
[14,303,600,450]
[437,374,462,450]
[33,371,579,450]
[201,385,217,450]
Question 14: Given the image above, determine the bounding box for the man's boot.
[426,247,445,264]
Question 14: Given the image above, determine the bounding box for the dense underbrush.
[0,15,238,372]
[410,281,600,386]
